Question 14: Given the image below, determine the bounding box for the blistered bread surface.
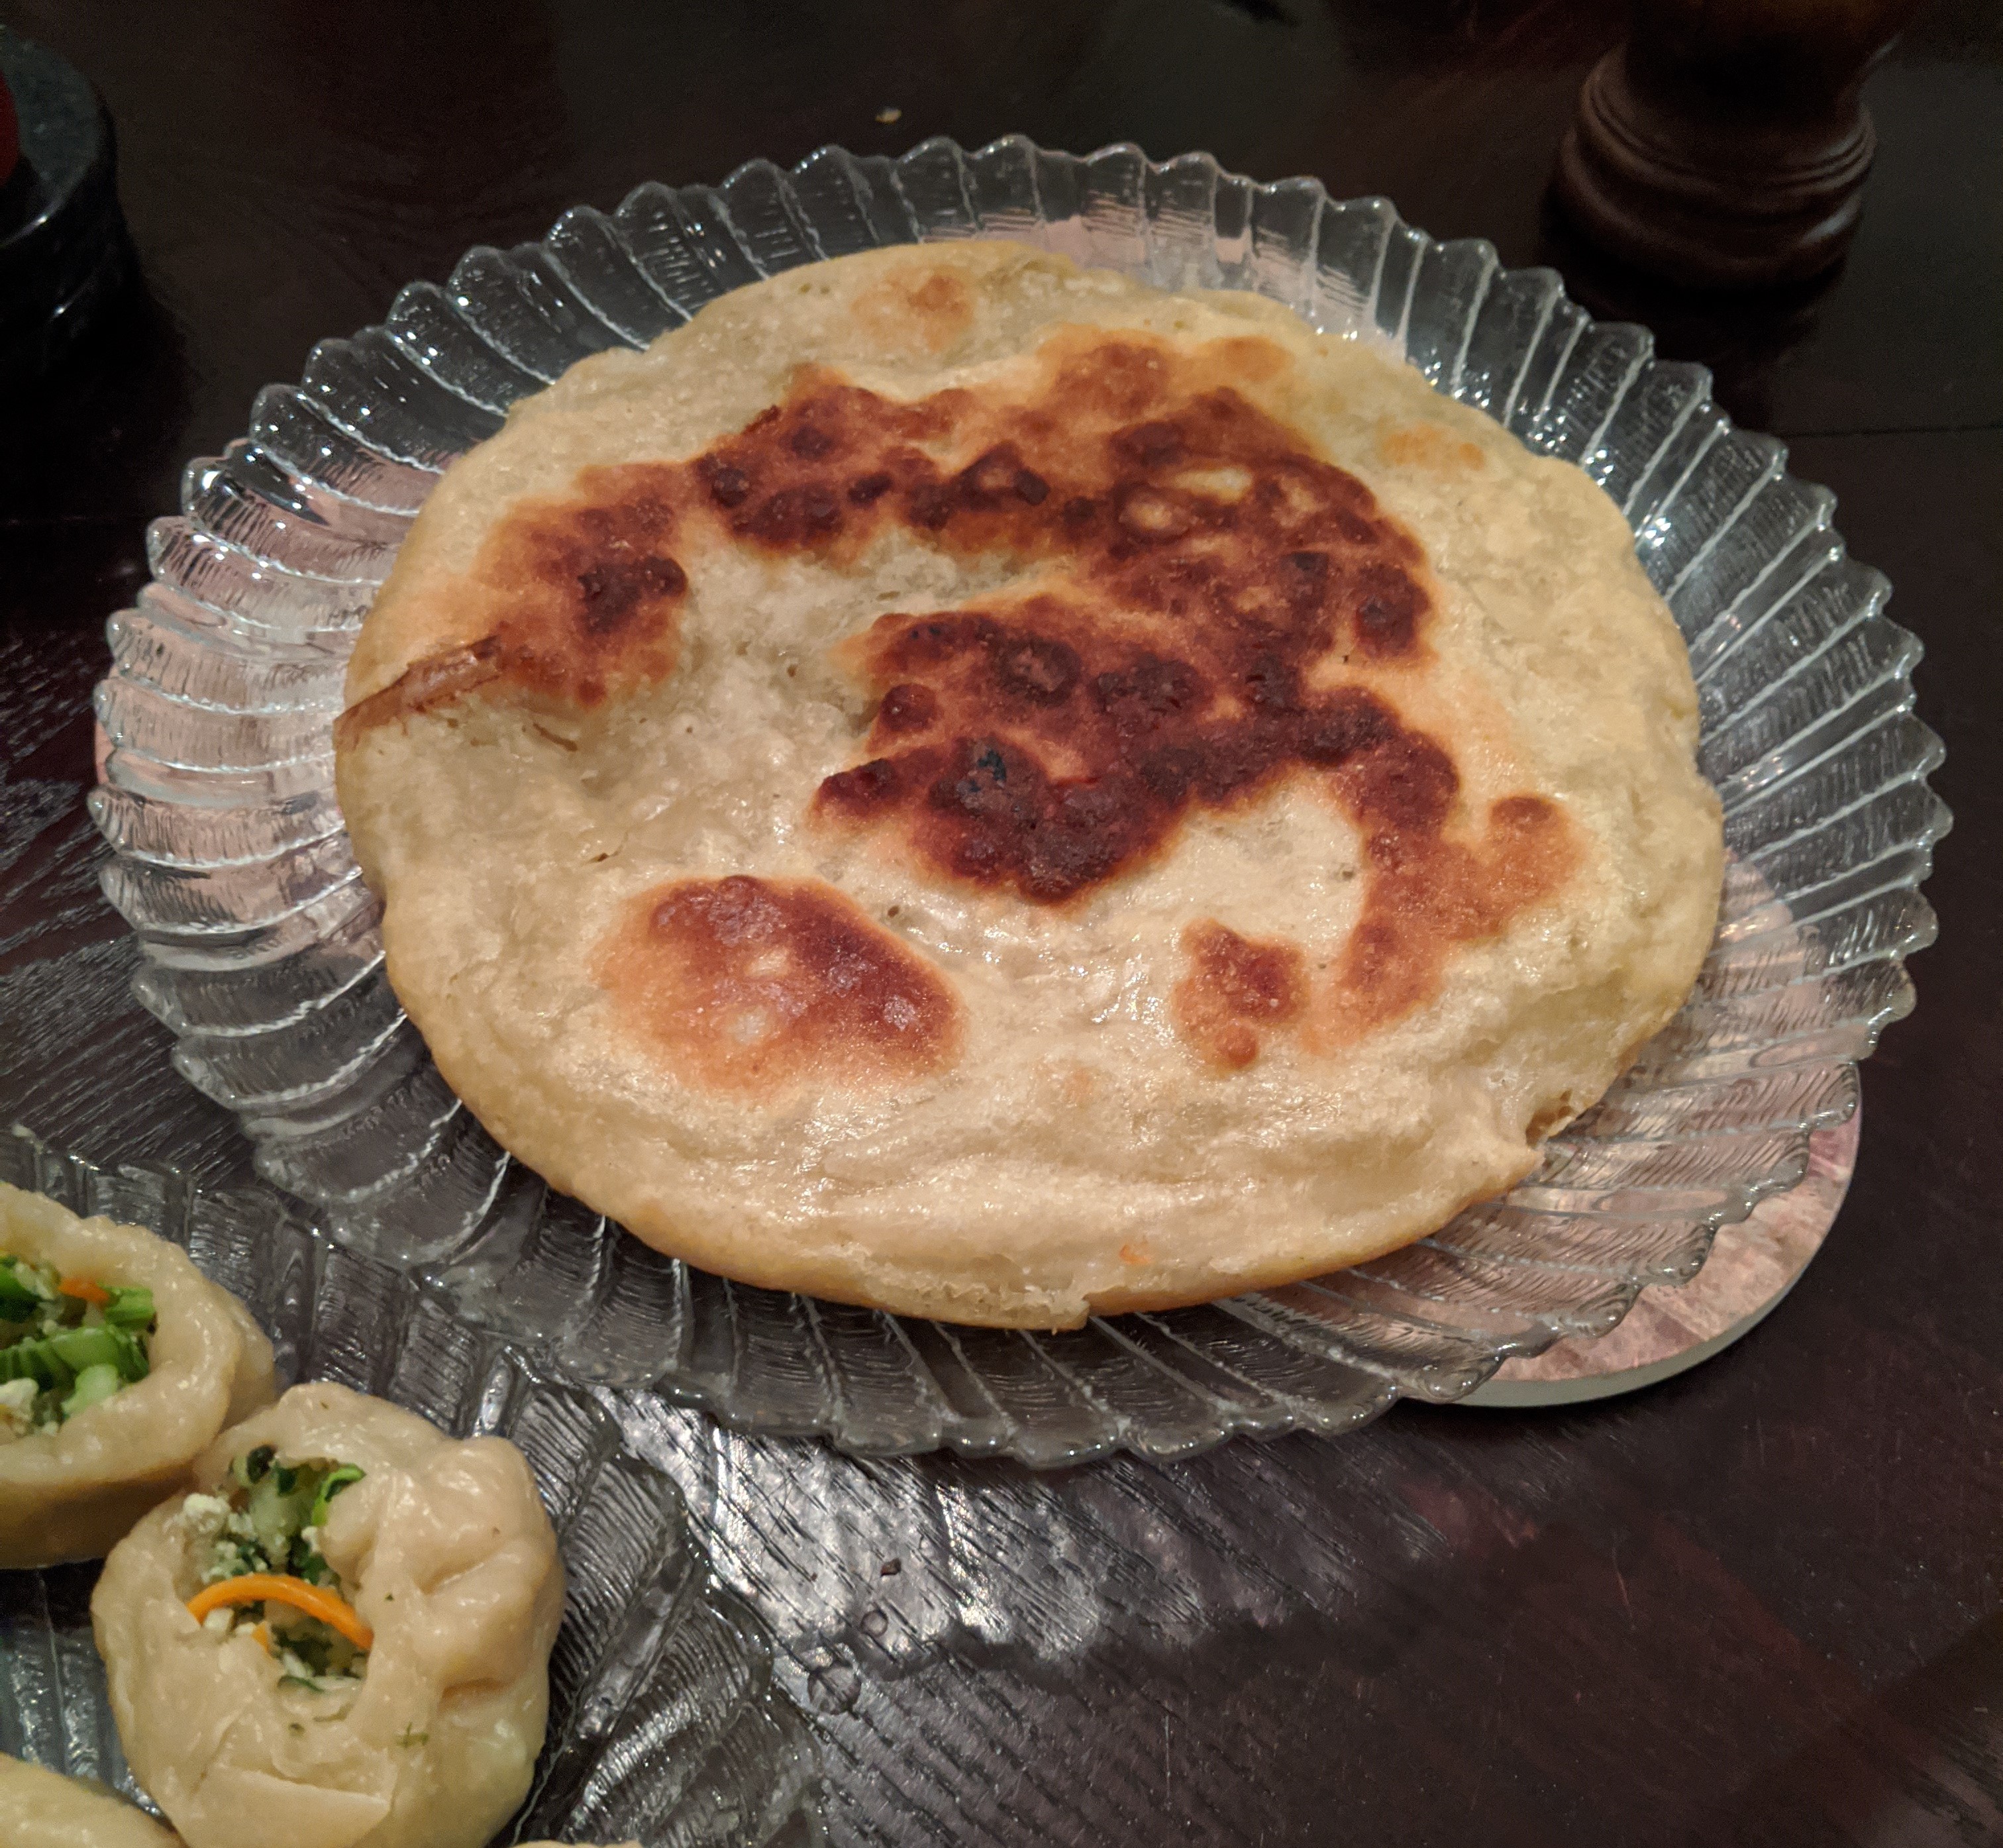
[334,240,1723,1328]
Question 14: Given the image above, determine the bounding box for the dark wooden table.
[3,3,1998,1843]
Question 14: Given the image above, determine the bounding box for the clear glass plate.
[87,136,1945,1468]
[0,1129,822,1847]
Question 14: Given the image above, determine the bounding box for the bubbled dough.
[0,1184,276,1570]
[336,240,1723,1329]
[91,1383,565,1848]
[0,1754,183,1848]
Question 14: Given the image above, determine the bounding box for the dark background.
[2,3,1999,1843]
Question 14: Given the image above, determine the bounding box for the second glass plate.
[88,138,1943,1466]
[0,1129,821,1847]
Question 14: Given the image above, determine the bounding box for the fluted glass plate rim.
[87,134,1946,1467]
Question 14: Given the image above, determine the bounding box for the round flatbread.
[334,240,1722,1329]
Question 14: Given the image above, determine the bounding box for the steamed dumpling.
[0,1753,183,1847]
[0,1183,276,1568]
[92,1382,564,1848]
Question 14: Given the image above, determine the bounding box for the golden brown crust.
[1172,919,1308,1071]
[338,464,690,740]
[1311,788,1578,1049]
[350,327,1575,1058]
[344,329,1435,736]
[591,875,962,1098]
[850,262,976,356]
[333,240,1723,1328]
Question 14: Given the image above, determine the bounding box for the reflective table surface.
[2,2,1998,1841]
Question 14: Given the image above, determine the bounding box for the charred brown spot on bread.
[1173,921,1308,1070]
[572,552,688,637]
[817,613,1479,911]
[685,338,1438,684]
[1312,792,1578,1047]
[715,333,1467,917]
[742,329,1573,1033]
[817,609,1571,1042]
[345,324,1572,1045]
[489,468,688,690]
[876,682,939,733]
[344,464,691,725]
[592,874,962,1097]
[347,328,1427,729]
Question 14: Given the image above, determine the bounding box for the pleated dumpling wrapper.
[92,1381,565,1848]
[0,1754,183,1848]
[0,1182,276,1569]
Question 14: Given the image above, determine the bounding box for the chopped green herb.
[232,1444,278,1488]
[47,1325,123,1374]
[296,1550,337,1588]
[192,1450,372,1691]
[0,1339,56,1386]
[0,1253,154,1439]
[103,1286,155,1329]
[309,1466,364,1526]
[63,1362,123,1419]
[0,1262,38,1319]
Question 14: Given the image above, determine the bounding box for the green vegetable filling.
[189,1448,370,1692]
[0,1255,154,1439]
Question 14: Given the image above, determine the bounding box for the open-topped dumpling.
[0,1182,276,1568]
[93,1381,565,1848]
[0,1754,183,1847]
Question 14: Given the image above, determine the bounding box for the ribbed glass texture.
[0,1131,821,1847]
[89,138,1945,1466]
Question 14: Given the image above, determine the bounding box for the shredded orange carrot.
[185,1575,373,1653]
[250,1621,271,1654]
[58,1276,111,1307]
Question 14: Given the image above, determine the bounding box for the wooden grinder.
[1553,0,1927,290]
